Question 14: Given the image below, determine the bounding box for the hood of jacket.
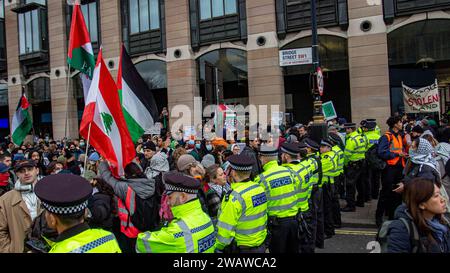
[394,203,413,221]
[127,177,155,199]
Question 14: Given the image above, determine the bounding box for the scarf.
[0,172,9,187]
[208,182,231,198]
[427,218,449,251]
[435,142,450,165]
[14,180,33,193]
[14,180,39,221]
[410,138,439,174]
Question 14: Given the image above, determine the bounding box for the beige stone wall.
[347,1,390,131]
[165,0,198,125]
[48,0,79,140]
[6,1,21,122]
[246,0,285,123]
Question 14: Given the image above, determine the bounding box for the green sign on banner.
[322,101,337,121]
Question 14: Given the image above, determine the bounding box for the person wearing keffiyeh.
[404,138,441,185]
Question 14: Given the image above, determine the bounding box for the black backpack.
[365,144,386,170]
[128,194,161,232]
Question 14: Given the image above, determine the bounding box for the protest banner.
[402,80,440,113]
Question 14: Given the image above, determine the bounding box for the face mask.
[188,140,195,145]
[79,142,85,147]
[206,144,212,151]
[195,143,201,150]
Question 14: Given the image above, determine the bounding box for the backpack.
[129,193,162,232]
[365,144,386,170]
[376,217,421,253]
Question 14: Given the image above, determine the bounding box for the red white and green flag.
[79,49,135,177]
[68,3,95,104]
[11,92,32,146]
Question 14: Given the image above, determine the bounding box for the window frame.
[128,0,161,35]
[121,0,165,56]
[199,0,238,21]
[16,5,48,57]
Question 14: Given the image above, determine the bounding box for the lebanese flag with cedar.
[79,48,135,177]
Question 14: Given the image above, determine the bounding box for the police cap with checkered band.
[227,154,254,171]
[35,174,92,215]
[164,172,201,194]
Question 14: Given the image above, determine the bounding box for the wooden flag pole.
[64,64,72,140]
[83,122,92,178]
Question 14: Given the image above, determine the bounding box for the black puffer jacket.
[87,192,114,231]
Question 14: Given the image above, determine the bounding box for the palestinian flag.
[11,93,32,146]
[117,45,159,143]
[68,4,95,103]
[79,48,135,177]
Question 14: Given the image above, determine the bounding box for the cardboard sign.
[322,101,337,121]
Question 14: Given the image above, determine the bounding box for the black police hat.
[227,154,254,171]
[259,144,279,157]
[365,121,377,130]
[303,138,319,150]
[343,123,357,129]
[35,174,93,215]
[320,140,333,148]
[280,142,300,156]
[164,172,200,194]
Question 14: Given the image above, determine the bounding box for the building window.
[0,84,7,106]
[129,0,160,34]
[0,0,4,19]
[200,0,237,20]
[80,1,98,42]
[18,10,42,55]
[25,0,46,5]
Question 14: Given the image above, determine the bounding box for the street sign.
[279,48,312,66]
[317,67,324,96]
[322,101,337,121]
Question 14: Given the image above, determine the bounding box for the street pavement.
[316,198,379,253]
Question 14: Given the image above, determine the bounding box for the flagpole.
[83,122,92,178]
[64,64,72,140]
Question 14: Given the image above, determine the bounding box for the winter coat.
[387,204,450,253]
[87,192,114,231]
[0,190,43,253]
[98,162,155,202]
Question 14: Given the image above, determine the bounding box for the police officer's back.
[254,145,300,253]
[215,155,267,253]
[136,172,215,253]
[34,174,121,253]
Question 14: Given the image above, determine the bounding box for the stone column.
[165,0,198,128]
[6,0,22,127]
[48,0,79,140]
[347,0,390,130]
[246,0,285,123]
[100,0,122,77]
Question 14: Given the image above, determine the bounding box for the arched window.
[135,59,167,110]
[197,48,248,105]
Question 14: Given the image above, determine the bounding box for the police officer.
[341,123,367,212]
[301,138,327,249]
[34,174,122,253]
[280,142,311,252]
[363,121,381,200]
[366,118,381,136]
[364,121,381,199]
[320,140,338,239]
[327,133,344,228]
[215,155,268,253]
[254,145,300,253]
[136,172,215,253]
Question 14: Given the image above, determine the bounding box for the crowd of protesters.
[0,112,449,253]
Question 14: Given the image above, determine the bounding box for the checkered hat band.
[280,147,298,156]
[42,200,88,215]
[165,184,198,194]
[229,162,253,171]
[259,151,278,157]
